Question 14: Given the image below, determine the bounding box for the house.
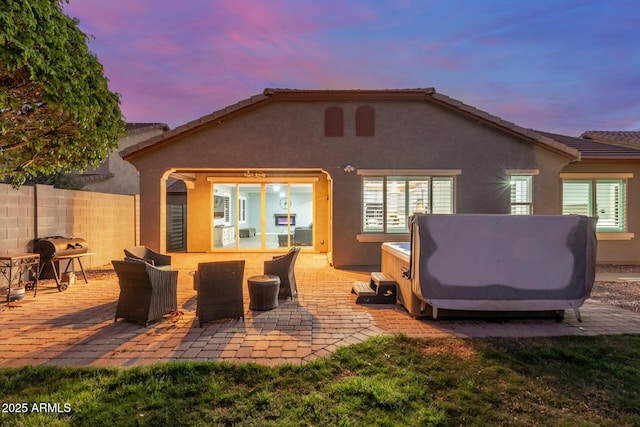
[535,130,640,263]
[580,130,640,149]
[120,88,640,268]
[80,123,169,195]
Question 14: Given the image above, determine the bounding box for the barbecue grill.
[34,236,88,262]
[34,236,89,291]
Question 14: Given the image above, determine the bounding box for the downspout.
[33,184,39,242]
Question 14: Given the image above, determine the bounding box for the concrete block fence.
[0,183,139,269]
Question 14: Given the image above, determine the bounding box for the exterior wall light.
[244,170,266,178]
[343,164,355,173]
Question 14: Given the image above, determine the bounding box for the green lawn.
[1,334,639,426]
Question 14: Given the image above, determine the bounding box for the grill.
[33,236,89,291]
[34,236,88,263]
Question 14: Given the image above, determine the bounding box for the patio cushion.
[124,246,171,270]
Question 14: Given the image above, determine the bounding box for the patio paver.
[1,252,639,368]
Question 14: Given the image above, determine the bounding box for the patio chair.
[112,260,178,326]
[195,260,245,327]
[123,246,171,270]
[264,247,300,300]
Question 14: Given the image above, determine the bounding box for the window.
[562,179,627,232]
[510,175,532,214]
[362,176,454,233]
[223,195,231,224]
[363,177,384,232]
[239,197,247,223]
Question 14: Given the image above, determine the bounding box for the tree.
[0,0,124,187]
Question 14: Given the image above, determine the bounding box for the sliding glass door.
[211,181,313,251]
[238,183,260,249]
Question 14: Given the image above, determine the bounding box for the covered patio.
[1,252,640,368]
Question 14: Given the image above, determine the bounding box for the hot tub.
[382,214,597,320]
[381,242,428,317]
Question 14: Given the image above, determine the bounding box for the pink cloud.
[215,0,376,38]
[62,1,640,135]
[135,35,185,56]
[64,1,149,35]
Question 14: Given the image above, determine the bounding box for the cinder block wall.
[0,183,139,268]
[0,184,35,256]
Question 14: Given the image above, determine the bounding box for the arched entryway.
[166,169,332,255]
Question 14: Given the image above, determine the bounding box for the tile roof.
[537,131,640,160]
[580,130,640,148]
[125,122,169,134]
[76,173,115,183]
[120,88,582,160]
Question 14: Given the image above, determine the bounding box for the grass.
[0,334,639,426]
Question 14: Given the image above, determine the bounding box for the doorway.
[211,181,314,251]
[166,178,187,252]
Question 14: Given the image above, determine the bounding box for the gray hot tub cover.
[411,214,597,319]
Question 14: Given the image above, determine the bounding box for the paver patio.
[1,252,640,368]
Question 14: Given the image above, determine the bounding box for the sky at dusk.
[63,0,640,136]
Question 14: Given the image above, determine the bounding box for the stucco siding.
[561,162,640,264]
[130,100,571,173]
[83,128,166,195]
[128,98,576,267]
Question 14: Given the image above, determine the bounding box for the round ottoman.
[248,275,281,311]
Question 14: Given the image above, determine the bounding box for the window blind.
[596,180,625,231]
[386,178,406,232]
[562,181,592,216]
[363,177,384,232]
[510,175,532,215]
[362,176,454,233]
[432,177,453,214]
[562,179,626,232]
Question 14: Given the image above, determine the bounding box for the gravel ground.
[591,265,640,313]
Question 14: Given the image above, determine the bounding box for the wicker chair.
[123,246,171,270]
[264,247,300,300]
[112,260,178,326]
[195,260,245,327]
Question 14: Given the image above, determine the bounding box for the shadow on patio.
[1,252,640,368]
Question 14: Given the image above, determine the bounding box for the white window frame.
[358,170,457,238]
[507,170,537,215]
[560,173,634,240]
